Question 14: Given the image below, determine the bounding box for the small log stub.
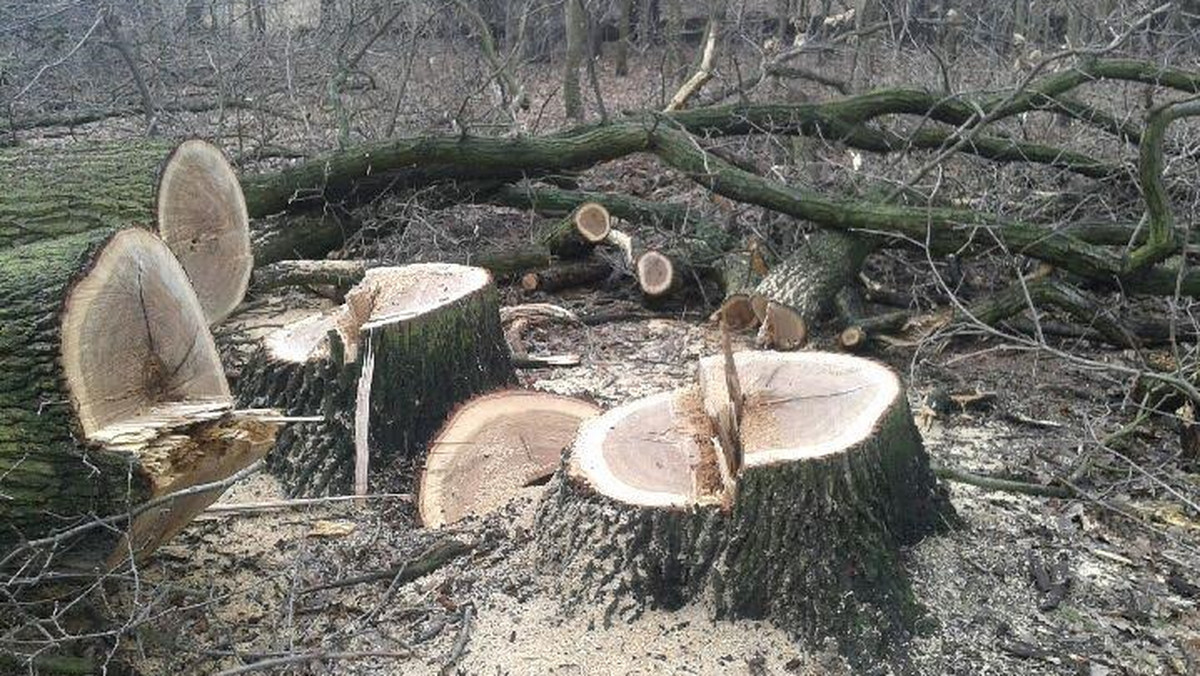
[419,390,600,527]
[540,202,612,258]
[236,264,515,497]
[536,351,954,657]
[0,229,277,566]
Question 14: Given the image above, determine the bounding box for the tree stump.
[0,229,278,566]
[236,264,515,497]
[536,350,954,657]
[0,139,252,324]
[419,390,600,527]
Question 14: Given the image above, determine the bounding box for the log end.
[156,139,252,325]
[574,202,612,243]
[636,250,677,297]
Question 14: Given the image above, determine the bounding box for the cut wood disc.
[237,264,515,497]
[635,250,677,297]
[1,228,277,565]
[573,202,611,243]
[419,390,600,527]
[537,350,954,657]
[157,139,252,324]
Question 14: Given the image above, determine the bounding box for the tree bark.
[753,230,874,348]
[563,0,586,120]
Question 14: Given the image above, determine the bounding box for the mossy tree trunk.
[0,141,172,248]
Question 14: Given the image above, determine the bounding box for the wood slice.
[0,229,277,566]
[0,139,253,325]
[536,351,954,657]
[419,390,600,527]
[237,264,515,497]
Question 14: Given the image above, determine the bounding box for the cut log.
[0,228,278,565]
[236,264,515,497]
[419,390,600,528]
[713,250,765,329]
[540,202,612,258]
[156,140,253,323]
[0,140,253,324]
[635,250,681,298]
[536,350,953,657]
[520,260,611,293]
[752,230,873,349]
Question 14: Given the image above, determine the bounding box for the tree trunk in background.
[564,0,585,120]
[185,0,205,33]
[615,0,633,76]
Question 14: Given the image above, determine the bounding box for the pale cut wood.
[420,390,600,527]
[236,264,515,497]
[537,350,954,659]
[157,139,253,324]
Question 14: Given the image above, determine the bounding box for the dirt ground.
[116,281,1200,676]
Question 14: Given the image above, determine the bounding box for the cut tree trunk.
[753,230,874,349]
[419,390,600,528]
[0,228,278,566]
[0,140,253,324]
[536,350,953,659]
[540,202,612,258]
[236,265,515,497]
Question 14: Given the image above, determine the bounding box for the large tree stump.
[0,140,252,323]
[236,264,515,497]
[0,229,278,566]
[419,390,600,527]
[535,350,953,658]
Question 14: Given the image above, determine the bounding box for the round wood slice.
[419,390,600,527]
[237,264,515,497]
[0,228,277,566]
[536,351,954,657]
[157,139,253,324]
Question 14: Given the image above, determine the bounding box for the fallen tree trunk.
[0,140,253,323]
[0,229,277,566]
[521,260,612,293]
[536,351,954,660]
[251,259,367,293]
[236,265,515,496]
